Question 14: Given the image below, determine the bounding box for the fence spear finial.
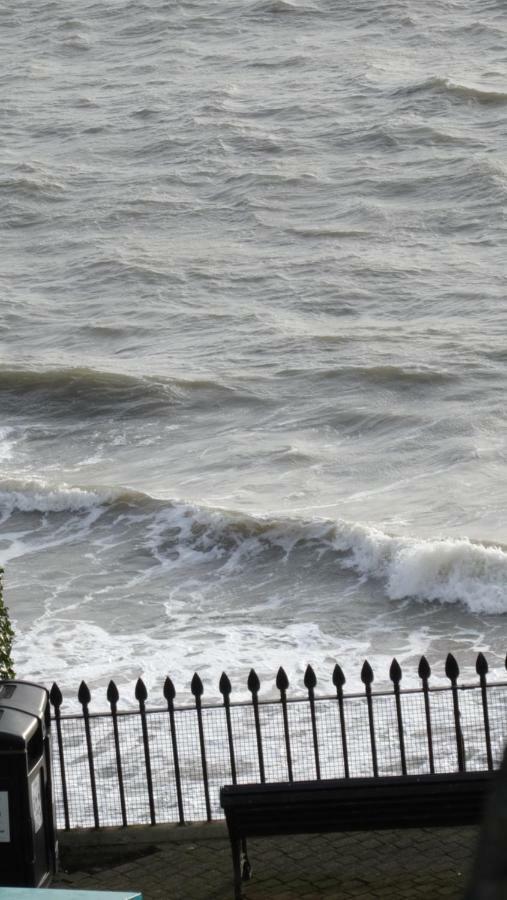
[476,652,488,677]
[135,677,148,703]
[247,668,260,695]
[164,676,176,702]
[418,655,431,680]
[219,672,232,697]
[361,660,374,686]
[107,680,119,705]
[445,653,459,682]
[304,664,317,690]
[191,672,204,698]
[276,666,289,692]
[389,658,402,685]
[50,682,63,709]
[332,663,346,689]
[78,680,91,706]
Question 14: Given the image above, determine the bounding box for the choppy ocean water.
[1,0,507,705]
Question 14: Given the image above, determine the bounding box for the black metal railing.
[49,652,507,830]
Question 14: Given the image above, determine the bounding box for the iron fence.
[49,653,507,830]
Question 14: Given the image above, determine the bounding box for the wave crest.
[401,77,507,105]
[1,482,505,615]
[0,366,263,417]
[0,480,118,515]
[249,0,322,14]
[146,503,507,615]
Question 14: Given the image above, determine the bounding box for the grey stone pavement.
[54,821,479,899]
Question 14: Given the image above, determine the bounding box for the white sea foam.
[145,501,507,615]
[0,480,114,516]
[1,480,505,615]
[15,615,369,710]
[332,522,507,614]
[0,427,14,463]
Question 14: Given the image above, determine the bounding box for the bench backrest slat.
[221,773,494,838]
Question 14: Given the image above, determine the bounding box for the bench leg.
[241,838,252,881]
[230,836,244,900]
[229,836,252,899]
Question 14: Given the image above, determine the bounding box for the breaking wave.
[0,480,121,516]
[1,481,506,615]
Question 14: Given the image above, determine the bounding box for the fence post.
[219,672,237,785]
[445,654,465,772]
[107,680,127,827]
[191,673,211,821]
[304,665,321,780]
[78,681,99,828]
[389,659,407,775]
[418,656,435,774]
[476,653,493,771]
[332,664,349,778]
[247,669,265,783]
[163,676,185,825]
[361,660,378,776]
[135,678,156,824]
[49,683,70,830]
[276,667,293,782]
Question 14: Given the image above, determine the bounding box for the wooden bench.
[220,772,493,899]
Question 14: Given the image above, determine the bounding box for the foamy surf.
[0,479,117,516]
[332,521,507,615]
[140,501,507,614]
[1,481,505,615]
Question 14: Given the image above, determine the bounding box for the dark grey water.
[1,0,507,704]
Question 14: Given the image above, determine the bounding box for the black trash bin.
[0,680,57,887]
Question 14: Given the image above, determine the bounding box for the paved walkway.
[54,822,478,899]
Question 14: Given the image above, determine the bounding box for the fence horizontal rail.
[54,678,507,720]
[49,652,507,830]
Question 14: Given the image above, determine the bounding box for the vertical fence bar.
[476,653,493,771]
[220,674,249,866]
[332,664,349,778]
[164,677,185,824]
[361,661,378,777]
[135,678,156,824]
[191,673,212,821]
[445,654,465,772]
[418,656,435,774]
[219,672,237,785]
[389,659,407,775]
[78,681,99,828]
[49,683,70,830]
[276,667,293,782]
[106,681,127,827]
[247,669,265,783]
[304,665,321,780]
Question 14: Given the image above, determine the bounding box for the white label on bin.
[0,792,9,842]
[31,776,43,833]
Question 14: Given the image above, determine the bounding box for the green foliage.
[0,568,15,680]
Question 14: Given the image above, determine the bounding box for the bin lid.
[0,706,39,751]
[0,681,49,733]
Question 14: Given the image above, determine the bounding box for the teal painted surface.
[0,891,142,899]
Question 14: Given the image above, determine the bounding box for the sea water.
[1,0,507,707]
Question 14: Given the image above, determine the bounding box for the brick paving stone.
[53,825,478,900]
